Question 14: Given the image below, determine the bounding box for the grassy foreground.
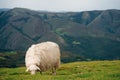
[0,60,120,80]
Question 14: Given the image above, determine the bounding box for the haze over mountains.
[0,8,120,64]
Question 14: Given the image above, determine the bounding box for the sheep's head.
[26,65,41,75]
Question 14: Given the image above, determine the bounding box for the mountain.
[0,8,66,51]
[0,8,120,66]
[0,8,9,12]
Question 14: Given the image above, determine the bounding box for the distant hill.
[0,8,9,13]
[0,8,120,64]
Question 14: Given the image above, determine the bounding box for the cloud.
[0,0,120,11]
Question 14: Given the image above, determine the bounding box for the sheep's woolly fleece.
[25,41,60,74]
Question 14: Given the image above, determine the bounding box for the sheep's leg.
[40,71,42,74]
[52,61,60,75]
[52,68,56,75]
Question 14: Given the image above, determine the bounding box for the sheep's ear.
[26,68,30,72]
[36,66,41,71]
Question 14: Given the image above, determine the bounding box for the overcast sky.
[0,0,120,12]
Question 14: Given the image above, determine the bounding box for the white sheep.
[25,41,60,75]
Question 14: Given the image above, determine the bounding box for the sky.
[0,0,120,12]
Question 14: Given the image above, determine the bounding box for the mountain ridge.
[0,8,120,64]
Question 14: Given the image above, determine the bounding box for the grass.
[0,60,120,80]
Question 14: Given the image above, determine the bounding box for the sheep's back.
[36,42,60,70]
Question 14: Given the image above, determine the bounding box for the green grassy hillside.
[0,60,120,80]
